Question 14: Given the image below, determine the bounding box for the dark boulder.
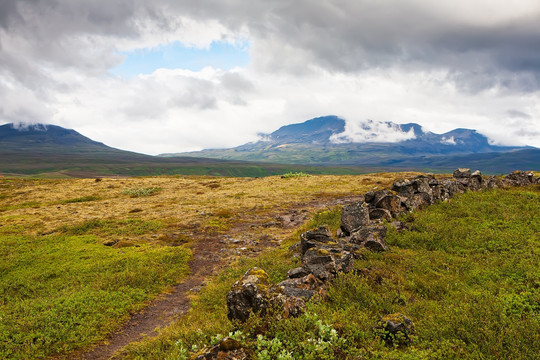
[302,248,337,281]
[453,168,471,178]
[403,192,431,211]
[374,193,404,217]
[340,201,370,235]
[376,313,415,346]
[364,190,376,203]
[369,208,392,222]
[287,267,310,279]
[349,225,388,252]
[503,170,536,187]
[300,226,333,255]
[226,268,272,323]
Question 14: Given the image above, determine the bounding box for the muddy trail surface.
[76,196,361,360]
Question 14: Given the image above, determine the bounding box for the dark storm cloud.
[3,0,540,92]
[166,0,540,92]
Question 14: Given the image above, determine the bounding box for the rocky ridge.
[196,170,538,359]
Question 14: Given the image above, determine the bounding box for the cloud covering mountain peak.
[330,119,417,144]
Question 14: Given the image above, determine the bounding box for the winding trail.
[76,196,361,360]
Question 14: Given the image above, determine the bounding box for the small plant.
[61,195,101,204]
[122,187,161,197]
[281,172,312,178]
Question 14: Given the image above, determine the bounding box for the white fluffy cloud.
[1,0,540,154]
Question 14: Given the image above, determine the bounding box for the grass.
[120,185,540,359]
[0,234,191,359]
[122,187,161,197]
[281,172,312,178]
[0,173,407,359]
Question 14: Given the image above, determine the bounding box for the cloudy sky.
[1,0,539,154]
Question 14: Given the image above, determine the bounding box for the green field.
[122,185,540,359]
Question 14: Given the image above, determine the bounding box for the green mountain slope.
[0,123,368,177]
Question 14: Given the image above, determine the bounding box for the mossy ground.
[120,185,539,360]
[0,173,408,359]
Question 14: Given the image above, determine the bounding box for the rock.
[192,337,254,360]
[103,239,118,246]
[348,225,388,252]
[453,168,471,178]
[340,201,370,235]
[369,208,392,222]
[302,248,336,281]
[278,273,323,300]
[300,226,333,255]
[391,179,414,197]
[226,268,272,323]
[374,194,404,217]
[349,225,387,244]
[280,295,307,318]
[363,235,389,252]
[403,192,431,211]
[376,313,415,346]
[503,170,536,187]
[364,190,376,203]
[390,221,408,231]
[288,267,310,279]
[412,176,432,194]
[484,176,503,189]
[440,178,465,196]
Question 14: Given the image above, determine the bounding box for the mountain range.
[163,115,539,173]
[1,118,538,177]
[0,123,364,177]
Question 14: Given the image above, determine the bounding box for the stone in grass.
[376,313,415,346]
[192,337,254,360]
[340,201,370,236]
[226,267,271,323]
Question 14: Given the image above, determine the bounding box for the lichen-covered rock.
[453,168,471,178]
[287,267,310,279]
[340,201,370,235]
[300,226,333,255]
[369,208,392,222]
[278,273,323,300]
[364,190,376,203]
[391,179,414,197]
[374,193,404,217]
[226,268,271,323]
[192,337,254,360]
[376,313,415,346]
[503,170,536,187]
[302,248,337,281]
[349,225,387,245]
[403,192,431,211]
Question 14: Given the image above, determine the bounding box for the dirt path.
[77,196,361,360]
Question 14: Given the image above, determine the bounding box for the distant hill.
[0,123,368,177]
[165,116,539,173]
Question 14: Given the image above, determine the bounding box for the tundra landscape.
[1,170,538,359]
[2,1,540,359]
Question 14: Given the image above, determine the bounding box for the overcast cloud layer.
[1,0,539,154]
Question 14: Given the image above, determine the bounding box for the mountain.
[165,116,539,172]
[0,123,367,177]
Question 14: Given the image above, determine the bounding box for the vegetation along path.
[78,193,364,359]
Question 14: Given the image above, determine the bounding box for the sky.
[1,0,539,155]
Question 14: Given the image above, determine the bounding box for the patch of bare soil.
[75,195,361,360]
